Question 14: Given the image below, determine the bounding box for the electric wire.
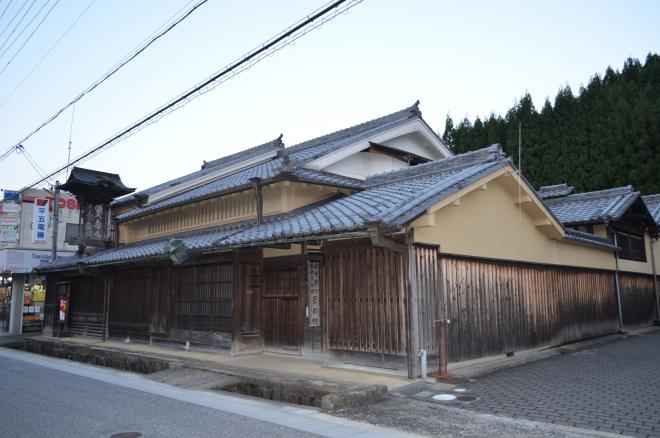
[0,0,209,161]
[0,0,13,26]
[16,144,50,183]
[1,0,363,203]
[0,0,50,60]
[0,0,95,111]
[0,0,36,54]
[0,0,28,42]
[0,0,58,76]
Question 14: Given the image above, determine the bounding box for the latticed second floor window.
[614,231,646,262]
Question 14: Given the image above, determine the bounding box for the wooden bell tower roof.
[60,166,135,204]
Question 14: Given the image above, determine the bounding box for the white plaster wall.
[323,152,409,179]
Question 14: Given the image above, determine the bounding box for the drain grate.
[110,433,142,438]
[457,395,478,402]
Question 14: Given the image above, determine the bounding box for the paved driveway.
[449,329,660,437]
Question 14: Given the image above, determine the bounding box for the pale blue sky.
[0,0,658,192]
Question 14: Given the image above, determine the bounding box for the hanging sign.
[307,260,320,327]
[32,198,49,243]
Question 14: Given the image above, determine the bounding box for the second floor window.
[614,231,646,262]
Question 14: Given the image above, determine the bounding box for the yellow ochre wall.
[118,181,348,244]
[413,175,616,271]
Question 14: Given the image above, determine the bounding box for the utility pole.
[52,181,60,261]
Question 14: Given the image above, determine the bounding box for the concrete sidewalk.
[28,335,408,390]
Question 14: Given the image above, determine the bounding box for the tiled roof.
[112,103,428,219]
[563,229,618,251]
[538,183,575,199]
[38,145,507,272]
[201,136,284,170]
[543,185,640,225]
[115,160,363,221]
[36,222,251,272]
[642,194,660,226]
[216,146,508,247]
[112,137,283,207]
[285,102,425,165]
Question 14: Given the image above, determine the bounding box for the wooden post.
[103,275,111,341]
[406,241,421,379]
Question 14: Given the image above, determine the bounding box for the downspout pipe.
[608,223,625,332]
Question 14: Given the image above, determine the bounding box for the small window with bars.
[615,231,646,262]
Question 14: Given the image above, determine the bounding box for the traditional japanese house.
[37,103,660,378]
[539,184,659,328]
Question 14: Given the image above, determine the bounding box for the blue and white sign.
[31,198,49,243]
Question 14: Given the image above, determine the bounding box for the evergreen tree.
[440,54,660,194]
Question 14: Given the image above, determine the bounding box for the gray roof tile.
[538,183,575,199]
[216,148,509,247]
[642,194,660,226]
[563,229,618,251]
[36,222,250,271]
[543,185,640,225]
[40,145,507,272]
[112,104,427,220]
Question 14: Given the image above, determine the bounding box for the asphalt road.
[0,348,406,438]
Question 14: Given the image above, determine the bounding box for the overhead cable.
[0,1,13,25]
[0,0,51,60]
[0,0,96,111]
[2,0,364,203]
[0,0,36,53]
[0,0,59,76]
[0,0,209,162]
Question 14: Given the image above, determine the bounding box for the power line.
[0,0,59,76]
[0,0,209,162]
[0,1,13,25]
[3,0,363,203]
[0,0,28,42]
[0,0,50,60]
[0,0,36,54]
[0,0,96,111]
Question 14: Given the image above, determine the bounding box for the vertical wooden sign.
[307,260,320,327]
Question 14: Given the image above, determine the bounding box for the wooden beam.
[414,213,435,227]
[514,195,532,204]
[534,218,552,227]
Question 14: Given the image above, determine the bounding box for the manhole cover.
[111,433,142,438]
[457,395,478,402]
[432,394,457,401]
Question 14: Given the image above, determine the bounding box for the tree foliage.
[442,54,660,194]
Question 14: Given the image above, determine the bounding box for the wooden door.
[261,264,302,353]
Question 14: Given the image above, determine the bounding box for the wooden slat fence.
[414,245,441,354]
[323,244,407,356]
[439,255,620,363]
[619,272,657,328]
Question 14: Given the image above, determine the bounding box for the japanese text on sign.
[32,198,49,243]
[307,260,320,327]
